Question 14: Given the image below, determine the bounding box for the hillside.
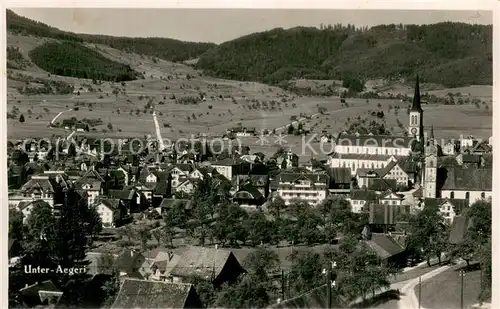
[197,23,492,87]
[28,41,141,82]
[6,9,216,62]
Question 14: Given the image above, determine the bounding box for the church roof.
[441,168,492,191]
[411,75,423,112]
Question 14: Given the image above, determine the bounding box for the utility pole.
[326,262,332,309]
[281,270,285,301]
[418,276,422,309]
[460,270,464,309]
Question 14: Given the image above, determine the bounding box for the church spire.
[411,75,423,112]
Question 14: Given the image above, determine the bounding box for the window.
[385,149,388,155]
[465,192,470,200]
[450,191,454,199]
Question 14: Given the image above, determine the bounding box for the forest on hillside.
[196,23,492,87]
[6,9,216,63]
[78,35,216,62]
[29,41,141,82]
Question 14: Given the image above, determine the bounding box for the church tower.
[423,141,438,198]
[408,75,424,142]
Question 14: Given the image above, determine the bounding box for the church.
[328,75,492,207]
[328,76,426,178]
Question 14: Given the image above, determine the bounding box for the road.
[397,264,453,309]
[50,108,73,124]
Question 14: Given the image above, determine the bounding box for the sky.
[10,8,493,44]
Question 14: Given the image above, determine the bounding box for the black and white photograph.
[3,5,495,309]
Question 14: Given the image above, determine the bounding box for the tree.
[407,205,449,266]
[11,149,29,165]
[287,250,325,295]
[19,114,25,123]
[9,208,24,241]
[267,196,285,219]
[138,227,151,251]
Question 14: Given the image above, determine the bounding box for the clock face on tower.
[411,128,417,135]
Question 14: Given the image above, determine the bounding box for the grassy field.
[7,33,493,144]
[415,263,484,309]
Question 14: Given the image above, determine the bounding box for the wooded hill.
[7,10,492,88]
[28,41,141,82]
[6,9,216,62]
[196,24,492,87]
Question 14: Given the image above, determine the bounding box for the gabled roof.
[412,187,423,197]
[350,189,378,201]
[95,197,121,210]
[107,189,136,200]
[113,249,145,272]
[233,184,264,200]
[380,191,405,200]
[170,246,242,280]
[19,280,63,307]
[441,168,492,191]
[277,172,329,184]
[153,180,170,196]
[368,178,397,192]
[111,278,202,309]
[424,198,469,215]
[327,167,352,184]
[356,168,381,177]
[365,233,405,259]
[377,161,398,178]
[21,175,56,193]
[18,200,50,211]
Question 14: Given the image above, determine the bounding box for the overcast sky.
[11,8,492,43]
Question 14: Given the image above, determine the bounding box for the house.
[424,198,469,224]
[75,168,106,205]
[233,174,270,198]
[107,188,143,214]
[377,161,411,187]
[175,178,196,196]
[440,168,492,204]
[276,172,329,206]
[274,150,299,170]
[17,200,52,223]
[169,246,246,287]
[379,191,405,206]
[355,168,380,189]
[326,167,352,196]
[158,198,193,215]
[113,249,146,281]
[18,280,64,308]
[443,140,460,155]
[150,251,182,281]
[348,189,378,213]
[75,123,90,132]
[363,233,407,267]
[211,158,251,181]
[111,279,203,309]
[233,184,265,207]
[94,197,126,227]
[19,174,61,207]
[86,251,116,277]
